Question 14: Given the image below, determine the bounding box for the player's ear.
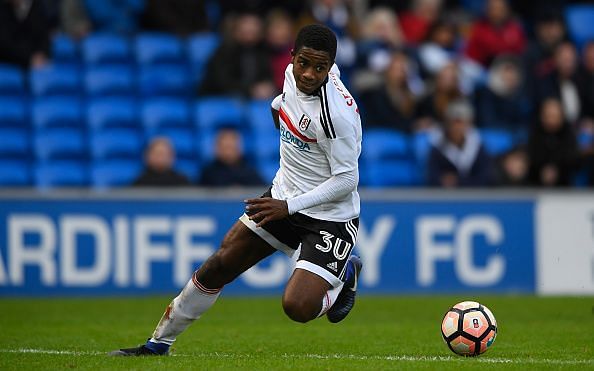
[290,49,296,63]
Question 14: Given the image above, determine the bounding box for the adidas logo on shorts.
[327,261,338,272]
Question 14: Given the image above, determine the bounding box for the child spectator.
[133,137,191,187]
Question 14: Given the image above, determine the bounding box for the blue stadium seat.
[362,129,411,161]
[30,65,81,96]
[479,128,514,156]
[151,128,195,159]
[32,97,82,129]
[34,128,86,161]
[253,131,279,163]
[85,65,135,96]
[90,128,142,160]
[35,161,88,189]
[91,160,142,189]
[412,131,432,184]
[246,99,276,133]
[257,159,279,184]
[175,158,199,182]
[87,97,138,131]
[135,33,184,65]
[0,98,27,127]
[82,33,131,64]
[52,33,79,64]
[139,64,191,96]
[364,160,417,187]
[0,160,31,186]
[194,97,244,131]
[0,128,29,156]
[0,64,25,95]
[141,98,190,133]
[565,5,594,49]
[187,33,219,83]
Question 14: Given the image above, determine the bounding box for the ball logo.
[298,114,311,131]
[473,318,480,328]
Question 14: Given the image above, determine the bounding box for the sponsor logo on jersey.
[298,114,311,131]
[280,125,311,152]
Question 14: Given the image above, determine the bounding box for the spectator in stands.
[134,137,191,187]
[527,98,579,187]
[427,100,494,187]
[265,9,294,93]
[60,0,92,39]
[464,0,527,67]
[140,0,208,36]
[297,0,359,71]
[578,40,594,122]
[523,11,567,79]
[535,41,585,126]
[200,13,275,99]
[83,0,144,34]
[494,146,530,186]
[474,55,531,135]
[417,18,458,76]
[415,62,464,128]
[352,7,403,91]
[198,128,265,187]
[398,0,442,46]
[0,0,50,68]
[359,51,418,133]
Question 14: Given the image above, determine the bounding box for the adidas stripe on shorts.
[240,188,359,288]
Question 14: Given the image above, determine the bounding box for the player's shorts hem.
[239,213,295,256]
[295,260,343,288]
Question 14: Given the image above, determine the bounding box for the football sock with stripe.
[147,271,221,351]
[317,282,343,317]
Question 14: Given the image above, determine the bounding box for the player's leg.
[109,221,276,356]
[281,216,361,323]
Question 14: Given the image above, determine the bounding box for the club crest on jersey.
[298,114,311,131]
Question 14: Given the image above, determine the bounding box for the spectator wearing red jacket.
[464,0,527,67]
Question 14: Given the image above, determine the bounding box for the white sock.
[149,272,221,345]
[317,283,344,317]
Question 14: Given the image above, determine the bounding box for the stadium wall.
[0,190,592,296]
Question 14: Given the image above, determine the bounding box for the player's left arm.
[270,93,282,130]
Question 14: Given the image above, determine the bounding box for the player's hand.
[244,197,289,228]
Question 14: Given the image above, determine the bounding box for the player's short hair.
[294,24,337,61]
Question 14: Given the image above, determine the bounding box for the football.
[441,301,498,357]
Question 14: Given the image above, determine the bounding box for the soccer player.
[110,24,363,356]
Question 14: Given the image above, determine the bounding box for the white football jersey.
[270,64,362,222]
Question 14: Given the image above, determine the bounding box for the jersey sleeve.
[271,94,283,110]
[317,113,361,176]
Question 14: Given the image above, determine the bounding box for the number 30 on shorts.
[315,231,352,260]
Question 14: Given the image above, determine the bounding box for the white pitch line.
[0,348,592,366]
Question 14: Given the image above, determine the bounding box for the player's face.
[292,47,332,94]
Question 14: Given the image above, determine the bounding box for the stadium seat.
[0,160,31,186]
[85,65,135,96]
[412,131,432,184]
[565,5,594,49]
[90,128,142,160]
[35,161,88,188]
[257,159,279,184]
[52,33,78,64]
[34,128,86,161]
[479,129,514,156]
[91,160,142,189]
[139,64,192,97]
[135,33,184,65]
[30,65,81,96]
[362,129,411,161]
[0,128,29,156]
[0,98,27,127]
[194,97,244,131]
[87,97,138,131]
[187,33,220,83]
[175,158,199,182]
[141,98,190,134]
[151,127,195,159]
[32,97,82,129]
[246,99,276,133]
[365,160,417,187]
[0,64,25,95]
[252,131,280,163]
[82,33,131,64]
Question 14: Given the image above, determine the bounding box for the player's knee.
[282,296,317,323]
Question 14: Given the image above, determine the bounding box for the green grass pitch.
[0,296,592,370]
